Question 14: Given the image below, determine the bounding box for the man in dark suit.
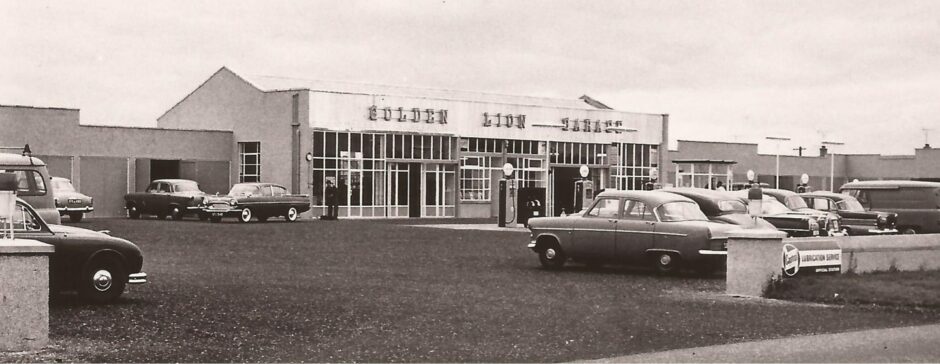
[325,179,338,220]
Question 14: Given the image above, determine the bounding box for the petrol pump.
[498,163,518,228]
[572,165,594,214]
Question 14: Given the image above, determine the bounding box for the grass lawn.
[2,218,939,362]
[768,270,940,308]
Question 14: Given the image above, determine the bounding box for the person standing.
[716,181,726,191]
[324,179,338,220]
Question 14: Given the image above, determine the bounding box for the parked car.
[124,179,208,220]
[840,180,940,234]
[51,177,93,222]
[662,187,777,229]
[799,191,898,235]
[730,182,770,191]
[0,150,60,224]
[527,190,737,274]
[729,191,828,237]
[5,198,147,303]
[203,182,310,223]
[755,188,845,236]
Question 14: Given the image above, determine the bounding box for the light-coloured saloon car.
[527,190,738,274]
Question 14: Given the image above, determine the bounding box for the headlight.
[808,218,819,232]
[229,200,237,206]
[876,215,887,229]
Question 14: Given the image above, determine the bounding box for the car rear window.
[0,169,47,196]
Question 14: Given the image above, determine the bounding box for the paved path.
[407,224,529,232]
[584,324,940,363]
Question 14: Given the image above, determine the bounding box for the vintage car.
[0,150,60,224]
[51,177,94,222]
[730,182,770,191]
[729,191,826,237]
[203,182,310,223]
[661,187,777,229]
[124,179,208,220]
[800,191,898,235]
[5,198,147,303]
[527,190,738,274]
[840,180,940,234]
[760,188,844,235]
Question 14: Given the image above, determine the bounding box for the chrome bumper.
[698,250,728,256]
[57,207,93,213]
[868,228,898,234]
[128,272,148,285]
[527,240,537,249]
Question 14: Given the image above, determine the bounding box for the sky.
[2,0,938,155]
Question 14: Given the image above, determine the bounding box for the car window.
[147,182,160,193]
[158,183,171,193]
[656,201,708,222]
[810,198,832,211]
[272,186,288,196]
[622,200,653,221]
[585,198,620,218]
[785,195,808,209]
[10,203,41,232]
[0,170,47,196]
[175,181,201,192]
[836,197,865,211]
[230,184,260,196]
[260,186,274,197]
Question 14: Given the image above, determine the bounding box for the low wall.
[788,234,940,274]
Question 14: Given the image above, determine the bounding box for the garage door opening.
[150,160,181,181]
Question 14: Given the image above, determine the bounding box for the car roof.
[661,188,741,215]
[51,176,69,182]
[840,180,940,190]
[596,189,695,206]
[152,179,198,184]
[0,153,46,167]
[800,191,850,200]
[759,188,799,198]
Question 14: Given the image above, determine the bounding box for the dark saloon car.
[527,190,738,274]
[6,199,147,303]
[662,187,776,229]
[742,189,844,236]
[203,182,310,223]
[800,191,897,235]
[730,191,825,237]
[51,177,94,222]
[125,179,208,220]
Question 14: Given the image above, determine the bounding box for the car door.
[615,199,655,264]
[271,185,290,215]
[10,202,71,286]
[569,197,620,262]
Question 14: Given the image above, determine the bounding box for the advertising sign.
[782,240,842,277]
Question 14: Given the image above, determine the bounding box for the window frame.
[585,197,621,219]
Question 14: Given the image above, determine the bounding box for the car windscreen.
[836,197,865,211]
[762,198,792,215]
[52,179,76,192]
[174,181,201,192]
[656,201,708,222]
[784,195,809,209]
[717,200,747,213]
[229,184,260,196]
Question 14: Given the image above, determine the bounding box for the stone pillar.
[726,229,787,297]
[0,239,55,352]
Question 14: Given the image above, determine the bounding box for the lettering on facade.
[369,105,448,124]
[482,112,526,129]
[562,118,624,133]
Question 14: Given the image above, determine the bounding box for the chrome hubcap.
[288,208,297,220]
[93,270,113,291]
[241,209,251,221]
[659,254,672,266]
[545,248,556,260]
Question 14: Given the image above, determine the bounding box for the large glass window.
[611,143,659,190]
[312,131,389,217]
[459,156,491,201]
[238,142,261,183]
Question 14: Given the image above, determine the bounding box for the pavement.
[406,223,529,232]
[582,323,940,363]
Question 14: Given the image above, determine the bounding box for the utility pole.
[793,146,805,156]
[923,128,934,149]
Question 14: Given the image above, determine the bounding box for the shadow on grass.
[768,270,940,308]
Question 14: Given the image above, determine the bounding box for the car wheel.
[538,243,566,270]
[209,215,222,223]
[170,206,184,221]
[653,252,680,274]
[286,207,299,222]
[239,208,253,223]
[69,212,84,223]
[901,227,917,235]
[128,206,140,219]
[78,256,127,304]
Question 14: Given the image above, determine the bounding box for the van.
[0,151,60,224]
[839,180,940,234]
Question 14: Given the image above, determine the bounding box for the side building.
[157,67,668,218]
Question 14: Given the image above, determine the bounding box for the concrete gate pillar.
[0,239,54,351]
[726,229,787,297]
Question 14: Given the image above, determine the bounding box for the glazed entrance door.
[422,164,455,217]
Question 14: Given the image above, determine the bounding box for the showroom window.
[238,142,261,183]
[611,143,658,190]
[459,156,491,201]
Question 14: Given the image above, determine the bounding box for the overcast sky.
[3,0,938,155]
